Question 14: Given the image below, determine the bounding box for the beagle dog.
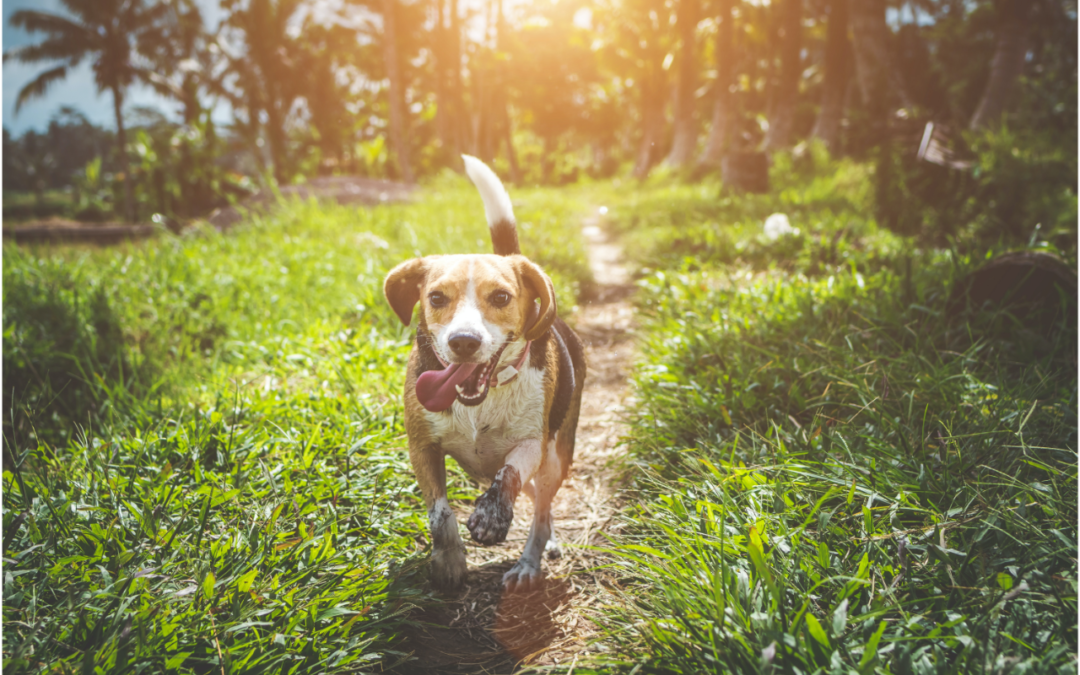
[383,156,585,593]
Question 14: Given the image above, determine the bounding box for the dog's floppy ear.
[514,257,557,341]
[384,258,428,326]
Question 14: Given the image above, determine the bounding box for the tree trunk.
[762,0,803,151]
[664,0,700,168]
[470,58,494,160]
[969,0,1031,131]
[383,0,414,182]
[850,0,903,230]
[433,0,453,163]
[633,64,667,179]
[493,0,519,182]
[448,0,470,157]
[502,106,520,183]
[698,0,737,168]
[433,0,466,164]
[849,0,908,121]
[812,0,850,153]
[265,92,289,183]
[471,0,499,161]
[110,84,134,222]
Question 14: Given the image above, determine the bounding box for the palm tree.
[761,0,803,151]
[698,0,738,170]
[5,0,164,222]
[811,0,851,154]
[969,0,1032,131]
[382,0,415,182]
[664,0,701,169]
[136,0,219,126]
[219,0,306,184]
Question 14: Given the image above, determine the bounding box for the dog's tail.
[462,154,520,256]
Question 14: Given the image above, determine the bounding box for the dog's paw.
[467,466,520,545]
[467,486,514,545]
[502,557,543,593]
[429,546,468,592]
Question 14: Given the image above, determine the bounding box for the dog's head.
[384,254,556,406]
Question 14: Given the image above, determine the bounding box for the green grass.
[6,158,1077,674]
[605,146,900,276]
[569,156,1078,674]
[2,174,592,673]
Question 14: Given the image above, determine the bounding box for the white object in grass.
[763,213,798,240]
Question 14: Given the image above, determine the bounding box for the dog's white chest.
[425,367,545,482]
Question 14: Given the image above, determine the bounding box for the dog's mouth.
[415,341,512,412]
[453,341,510,407]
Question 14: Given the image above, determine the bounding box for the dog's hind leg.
[411,443,467,591]
[503,437,563,592]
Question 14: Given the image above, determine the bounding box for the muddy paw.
[502,558,543,593]
[467,467,520,545]
[467,486,514,545]
[430,546,468,592]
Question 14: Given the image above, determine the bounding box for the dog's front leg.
[503,437,562,592]
[411,443,467,591]
[467,439,542,545]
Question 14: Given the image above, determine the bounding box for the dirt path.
[394,214,636,674]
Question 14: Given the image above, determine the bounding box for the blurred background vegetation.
[3,0,1076,249]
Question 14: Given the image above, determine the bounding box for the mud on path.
[392,216,636,674]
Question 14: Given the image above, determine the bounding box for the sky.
[2,0,224,136]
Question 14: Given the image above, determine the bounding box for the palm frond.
[8,10,92,40]
[14,65,70,114]
[134,68,183,99]
[61,0,121,25]
[141,1,171,25]
[3,39,92,65]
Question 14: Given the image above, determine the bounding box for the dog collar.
[493,341,531,387]
[434,341,531,388]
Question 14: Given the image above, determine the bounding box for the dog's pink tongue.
[416,363,480,412]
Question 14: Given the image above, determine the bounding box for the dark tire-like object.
[948,251,1077,333]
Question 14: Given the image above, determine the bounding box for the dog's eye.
[428,291,449,307]
[490,291,511,307]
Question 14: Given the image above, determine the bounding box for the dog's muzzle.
[416,340,531,412]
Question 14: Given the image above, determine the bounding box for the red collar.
[435,341,532,388]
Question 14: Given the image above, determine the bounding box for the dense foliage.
[4,0,1076,246]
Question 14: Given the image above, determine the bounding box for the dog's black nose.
[448,334,482,357]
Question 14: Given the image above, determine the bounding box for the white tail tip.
[462,154,515,227]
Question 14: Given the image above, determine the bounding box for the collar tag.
[495,365,518,386]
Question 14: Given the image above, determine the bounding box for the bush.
[969,126,1078,247]
[877,124,1078,250]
